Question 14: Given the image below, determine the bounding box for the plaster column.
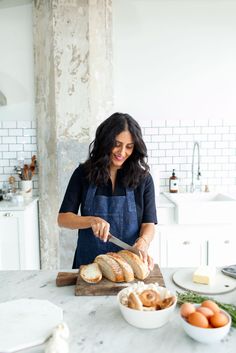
[33,0,113,269]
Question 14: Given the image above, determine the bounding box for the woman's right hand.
[90,217,110,242]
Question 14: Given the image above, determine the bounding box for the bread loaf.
[107,252,134,282]
[94,254,125,282]
[79,263,102,284]
[118,250,149,280]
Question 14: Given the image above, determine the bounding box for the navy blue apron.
[72,185,139,268]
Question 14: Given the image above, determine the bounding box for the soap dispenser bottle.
[169,169,179,193]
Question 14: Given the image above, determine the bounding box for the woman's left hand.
[133,238,154,271]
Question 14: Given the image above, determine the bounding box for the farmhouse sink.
[163,192,236,224]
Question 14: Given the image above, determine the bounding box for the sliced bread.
[118,250,149,280]
[107,252,134,282]
[79,263,102,284]
[94,254,125,282]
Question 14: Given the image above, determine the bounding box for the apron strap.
[84,185,97,212]
[126,188,136,212]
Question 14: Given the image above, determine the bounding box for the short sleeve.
[142,174,158,224]
[59,166,83,214]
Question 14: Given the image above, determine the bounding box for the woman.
[58,112,157,270]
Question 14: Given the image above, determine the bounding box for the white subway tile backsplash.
[0,121,38,193]
[17,121,32,128]
[2,121,17,128]
[215,141,229,149]
[180,120,195,127]
[166,150,179,157]
[0,120,235,195]
[173,142,187,149]
[159,127,172,135]
[9,129,23,136]
[3,152,17,159]
[145,127,159,135]
[216,126,229,134]
[166,120,180,127]
[187,127,201,134]
[180,134,193,142]
[2,137,16,144]
[0,160,9,167]
[0,144,8,152]
[0,129,8,136]
[9,144,23,152]
[222,134,235,141]
[202,127,216,134]
[152,120,165,127]
[17,151,33,159]
[159,142,172,150]
[208,134,221,141]
[17,136,31,144]
[24,144,37,152]
[160,157,172,164]
[24,129,36,136]
[151,149,165,157]
[165,134,179,142]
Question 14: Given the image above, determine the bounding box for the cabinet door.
[208,238,236,267]
[166,237,207,267]
[0,212,20,269]
[163,225,207,267]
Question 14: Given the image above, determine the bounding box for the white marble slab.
[0,269,235,353]
[0,299,63,353]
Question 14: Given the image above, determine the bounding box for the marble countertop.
[1,269,235,353]
[0,197,38,211]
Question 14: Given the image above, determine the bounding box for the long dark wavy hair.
[83,112,149,188]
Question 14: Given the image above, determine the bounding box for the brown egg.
[180,302,196,318]
[201,300,220,314]
[209,312,229,328]
[196,306,214,319]
[188,312,209,328]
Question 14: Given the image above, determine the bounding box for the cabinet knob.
[183,241,190,245]
[3,212,13,217]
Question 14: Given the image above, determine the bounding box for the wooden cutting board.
[74,264,165,296]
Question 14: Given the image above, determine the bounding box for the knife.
[108,234,141,256]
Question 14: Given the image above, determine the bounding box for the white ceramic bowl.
[117,286,177,329]
[180,305,231,344]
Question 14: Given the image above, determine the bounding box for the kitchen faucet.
[190,141,201,192]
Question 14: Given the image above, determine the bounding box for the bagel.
[128,292,143,311]
[139,289,161,307]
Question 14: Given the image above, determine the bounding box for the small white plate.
[172,268,236,294]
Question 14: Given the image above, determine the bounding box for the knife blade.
[108,234,140,256]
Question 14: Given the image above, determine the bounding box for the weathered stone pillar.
[33,0,113,269]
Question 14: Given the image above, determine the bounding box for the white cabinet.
[152,194,236,268]
[152,222,236,268]
[0,199,40,270]
[207,225,236,266]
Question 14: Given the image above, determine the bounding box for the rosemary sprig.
[177,290,236,328]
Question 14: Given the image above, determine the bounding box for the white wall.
[113,0,236,122]
[0,2,35,121]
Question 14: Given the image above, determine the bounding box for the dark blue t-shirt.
[59,164,158,227]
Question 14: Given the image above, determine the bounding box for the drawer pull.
[183,241,190,245]
[3,213,13,217]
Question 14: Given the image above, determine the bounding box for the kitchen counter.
[1,269,235,353]
[0,196,38,211]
